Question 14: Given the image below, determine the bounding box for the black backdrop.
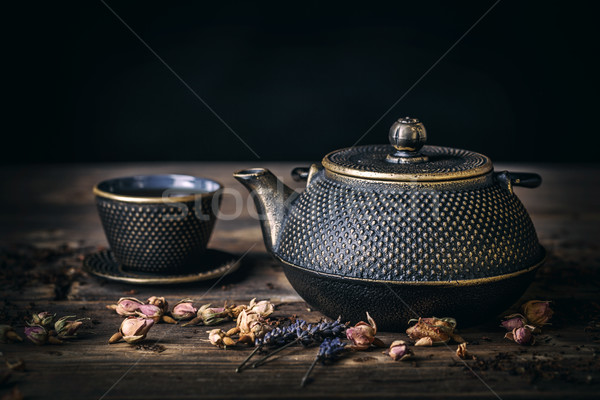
[5,1,597,164]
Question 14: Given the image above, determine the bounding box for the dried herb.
[251,318,347,368]
[301,338,346,387]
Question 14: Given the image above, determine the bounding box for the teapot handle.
[495,171,542,193]
[291,167,310,181]
[291,164,323,186]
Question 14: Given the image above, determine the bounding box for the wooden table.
[1,162,599,399]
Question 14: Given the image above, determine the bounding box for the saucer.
[83,249,241,285]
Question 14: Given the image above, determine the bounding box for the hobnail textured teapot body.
[274,164,543,282]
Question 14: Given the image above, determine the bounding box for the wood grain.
[1,163,599,399]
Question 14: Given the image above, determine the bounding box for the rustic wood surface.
[0,162,599,399]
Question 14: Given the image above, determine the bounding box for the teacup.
[93,174,222,273]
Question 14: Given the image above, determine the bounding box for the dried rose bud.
[208,329,236,348]
[172,299,197,320]
[456,343,475,359]
[54,316,87,338]
[237,309,263,334]
[136,304,163,322]
[247,298,274,318]
[500,314,526,331]
[406,317,456,345]
[24,325,48,345]
[31,312,55,328]
[0,325,23,343]
[505,325,535,345]
[388,340,413,361]
[55,318,84,339]
[346,312,382,350]
[106,297,144,316]
[208,329,224,347]
[522,300,553,327]
[119,316,154,344]
[197,304,229,326]
[240,319,272,344]
[146,296,169,314]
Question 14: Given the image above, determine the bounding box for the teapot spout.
[233,168,296,253]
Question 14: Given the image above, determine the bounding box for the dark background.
[4,1,598,164]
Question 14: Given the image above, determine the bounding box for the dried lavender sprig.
[252,325,313,368]
[235,322,303,372]
[300,338,346,387]
[252,318,346,368]
[251,320,312,368]
[311,318,347,341]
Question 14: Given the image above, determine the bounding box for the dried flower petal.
[500,314,527,331]
[24,325,48,345]
[388,340,413,361]
[119,317,154,344]
[346,312,378,350]
[172,299,197,320]
[1,325,23,343]
[522,300,553,327]
[414,337,433,346]
[456,343,475,359]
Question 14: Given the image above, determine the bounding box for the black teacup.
[93,174,222,273]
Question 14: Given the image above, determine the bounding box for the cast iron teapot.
[234,117,545,330]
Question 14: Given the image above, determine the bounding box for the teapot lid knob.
[386,117,429,164]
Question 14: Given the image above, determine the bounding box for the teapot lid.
[322,117,492,182]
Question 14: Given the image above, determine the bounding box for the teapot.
[234,117,544,330]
